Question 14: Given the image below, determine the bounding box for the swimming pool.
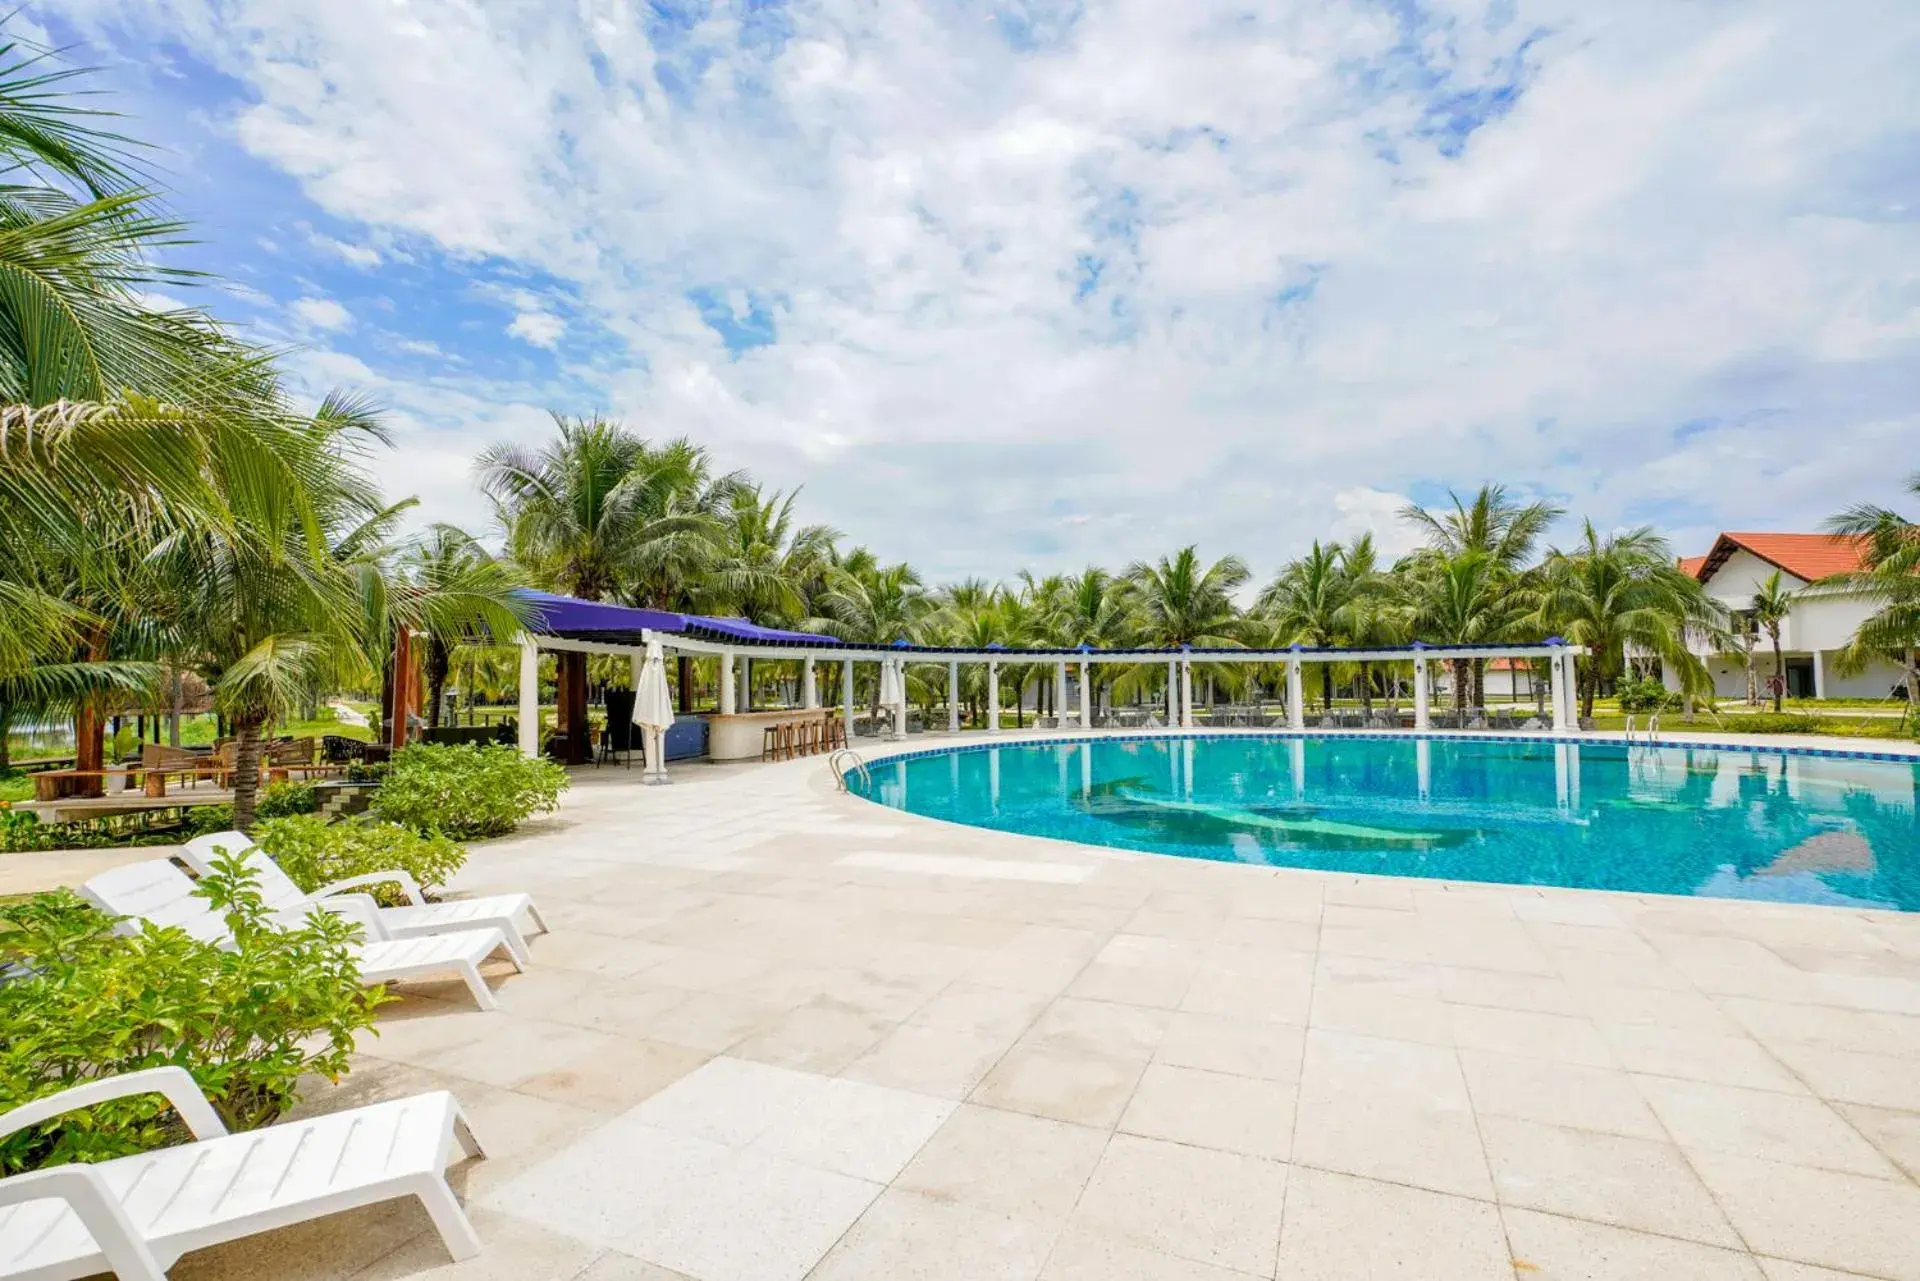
[857,735,1920,911]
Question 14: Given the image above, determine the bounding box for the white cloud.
[289,296,353,331]
[506,309,565,348]
[311,232,381,268]
[53,0,1920,582]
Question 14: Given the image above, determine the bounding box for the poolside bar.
[507,591,1589,768]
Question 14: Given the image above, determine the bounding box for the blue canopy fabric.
[516,590,837,646]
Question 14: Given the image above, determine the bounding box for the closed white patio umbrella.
[878,660,905,738]
[634,639,676,783]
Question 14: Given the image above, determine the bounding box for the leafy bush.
[0,854,383,1173]
[1614,677,1681,714]
[1,811,178,853]
[370,743,566,839]
[254,813,467,904]
[259,779,317,818]
[1719,713,1822,735]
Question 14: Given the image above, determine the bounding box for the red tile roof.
[1687,533,1868,584]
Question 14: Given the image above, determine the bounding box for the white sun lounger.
[0,1067,484,1280]
[179,831,547,967]
[80,861,521,1011]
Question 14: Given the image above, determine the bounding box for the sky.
[30,0,1920,585]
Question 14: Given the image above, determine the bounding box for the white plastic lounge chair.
[80,861,520,1011]
[0,1067,483,1280]
[179,832,546,967]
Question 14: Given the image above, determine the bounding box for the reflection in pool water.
[862,736,1920,912]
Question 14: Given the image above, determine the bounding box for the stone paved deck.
[123,731,1920,1279]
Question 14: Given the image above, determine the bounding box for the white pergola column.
[1079,660,1091,730]
[841,659,855,743]
[1054,661,1068,726]
[1417,738,1432,801]
[718,652,736,715]
[1551,650,1574,732]
[801,660,817,710]
[1166,660,1178,726]
[1413,655,1431,732]
[517,635,540,758]
[1180,660,1194,729]
[948,660,960,732]
[1286,655,1305,731]
[737,656,752,712]
[892,660,908,738]
[1811,650,1827,699]
[988,661,1001,734]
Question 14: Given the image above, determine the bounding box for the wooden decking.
[14,787,236,824]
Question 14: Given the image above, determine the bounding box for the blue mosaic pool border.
[840,729,1920,785]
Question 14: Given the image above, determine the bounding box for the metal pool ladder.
[1623,714,1660,746]
[830,748,872,794]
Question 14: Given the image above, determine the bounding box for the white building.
[1666,532,1906,700]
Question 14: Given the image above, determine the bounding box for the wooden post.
[390,627,413,750]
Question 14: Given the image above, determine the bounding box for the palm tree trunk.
[1452,659,1468,719]
[1771,630,1785,713]
[426,639,450,730]
[1907,647,1919,711]
[1359,662,1373,717]
[0,705,11,771]
[231,713,269,831]
[1320,666,1334,713]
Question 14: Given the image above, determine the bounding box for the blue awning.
[516,590,837,646]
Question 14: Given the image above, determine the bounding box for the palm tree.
[1128,548,1247,648]
[1401,484,1563,705]
[1528,522,1721,717]
[476,414,649,602]
[1821,473,1920,707]
[398,525,528,728]
[701,485,838,625]
[1407,551,1519,718]
[1750,571,1797,713]
[1259,541,1352,711]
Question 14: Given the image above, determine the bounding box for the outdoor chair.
[0,1067,486,1281]
[179,832,547,967]
[320,734,367,765]
[81,861,521,1011]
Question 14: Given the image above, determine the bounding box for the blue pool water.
[858,736,1920,911]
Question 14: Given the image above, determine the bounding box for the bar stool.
[795,720,815,757]
[762,724,781,761]
[826,718,848,750]
[778,720,797,761]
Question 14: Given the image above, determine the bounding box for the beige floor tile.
[1274,1167,1512,1280]
[639,991,791,1052]
[1292,1091,1494,1200]
[1022,997,1170,1060]
[1719,996,1920,1057]
[1436,966,1583,1016]
[963,948,1091,994]
[1298,1028,1471,1110]
[1834,1102,1920,1179]
[1179,967,1313,1024]
[1600,1023,1807,1094]
[1757,1259,1894,1281]
[529,930,678,978]
[729,1002,897,1074]
[1764,1039,1920,1110]
[516,1037,710,1114]
[1155,1012,1304,1082]
[1448,1004,1614,1066]
[1635,1075,1901,1177]
[895,1104,1108,1221]
[1068,1134,1289,1275]
[910,981,1052,1039]
[1314,952,1441,999]
[1499,1206,1766,1279]
[971,1046,1149,1128]
[1479,1116,1741,1248]
[808,1188,1060,1281]
[1119,1063,1295,1160]
[168,1202,428,1280]
[570,1253,698,1281]
[1459,1051,1665,1139]
[1037,1230,1258,1281]
[1066,959,1197,1008]
[1309,984,1455,1044]
[1691,1149,1920,1281]
[348,1205,603,1280]
[841,1023,1014,1098]
[1574,982,1741,1032]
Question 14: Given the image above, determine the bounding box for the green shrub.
[0,854,383,1173]
[1718,713,1823,735]
[258,779,317,818]
[370,743,566,839]
[1614,677,1681,714]
[1,811,177,853]
[253,813,467,905]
